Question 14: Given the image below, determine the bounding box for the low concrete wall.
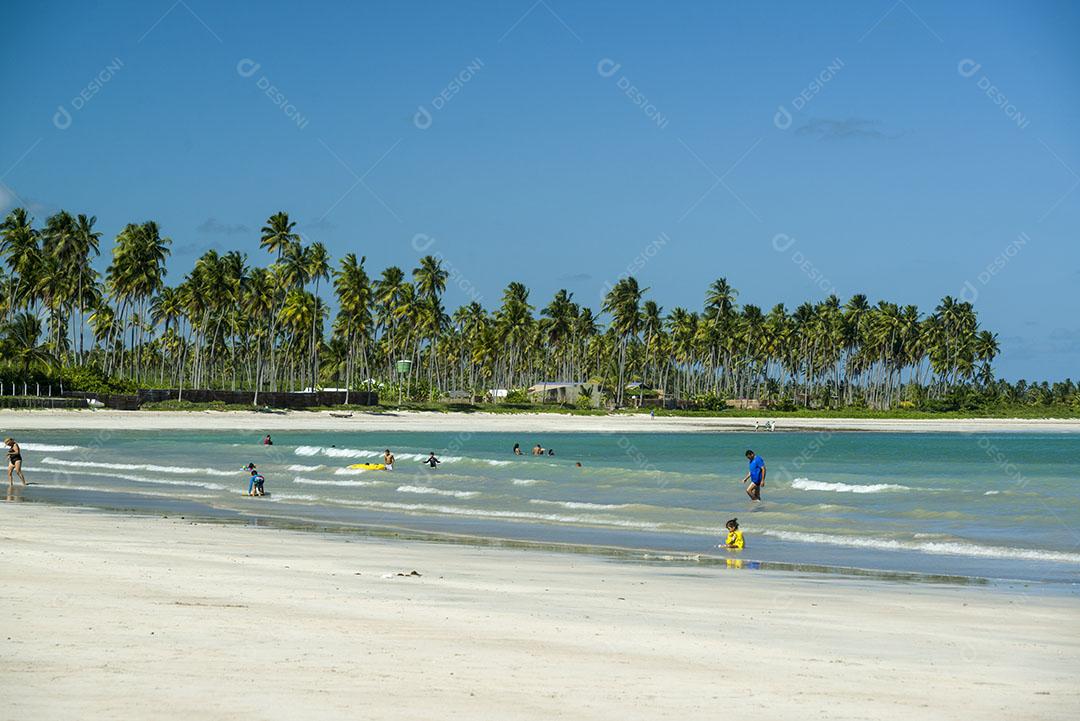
[63,389,378,410]
[0,396,89,410]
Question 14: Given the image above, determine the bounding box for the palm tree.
[639,299,663,405]
[106,221,170,380]
[305,242,331,388]
[243,266,277,402]
[667,307,697,403]
[374,266,408,379]
[3,311,55,376]
[541,289,578,381]
[495,282,534,392]
[974,330,1000,387]
[0,206,1020,411]
[0,208,41,316]
[413,255,448,387]
[259,212,299,260]
[602,277,645,406]
[333,253,372,402]
[72,214,102,361]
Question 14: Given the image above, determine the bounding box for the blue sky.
[2,0,1078,380]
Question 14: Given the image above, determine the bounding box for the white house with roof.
[526,381,601,407]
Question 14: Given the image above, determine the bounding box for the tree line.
[0,206,1037,410]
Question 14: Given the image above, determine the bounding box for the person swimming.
[383,449,395,470]
[262,435,273,446]
[723,518,744,549]
[513,443,523,456]
[547,448,555,456]
[422,452,441,469]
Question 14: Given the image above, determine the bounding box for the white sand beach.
[2,408,1080,434]
[1,504,1077,721]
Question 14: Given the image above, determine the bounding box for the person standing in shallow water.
[741,449,765,501]
[5,438,27,486]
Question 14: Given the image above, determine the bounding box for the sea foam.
[397,485,478,499]
[18,443,81,452]
[761,529,1080,564]
[47,468,228,492]
[295,446,461,463]
[41,457,241,477]
[791,478,908,494]
[292,476,378,487]
[529,499,629,510]
[332,499,662,530]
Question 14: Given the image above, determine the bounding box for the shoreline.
[3,503,1078,720]
[3,408,1080,433]
[18,487,1080,591]
[11,490,1025,590]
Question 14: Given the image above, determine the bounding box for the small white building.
[527,382,601,407]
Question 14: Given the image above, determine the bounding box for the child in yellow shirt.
[724,518,744,549]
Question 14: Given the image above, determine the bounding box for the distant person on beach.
[723,518,744,549]
[244,462,257,472]
[263,435,273,446]
[513,443,523,456]
[383,449,395,470]
[4,438,26,486]
[741,450,766,501]
[422,452,441,469]
[247,469,265,496]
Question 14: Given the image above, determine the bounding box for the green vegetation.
[1,206,1076,417]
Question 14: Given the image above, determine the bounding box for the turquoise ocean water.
[10,429,1080,587]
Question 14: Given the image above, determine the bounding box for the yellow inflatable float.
[347,463,387,471]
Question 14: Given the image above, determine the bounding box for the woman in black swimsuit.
[5,437,27,486]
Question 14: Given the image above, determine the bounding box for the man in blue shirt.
[741,449,766,501]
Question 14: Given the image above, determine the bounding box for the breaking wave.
[761,530,1080,565]
[790,478,909,494]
